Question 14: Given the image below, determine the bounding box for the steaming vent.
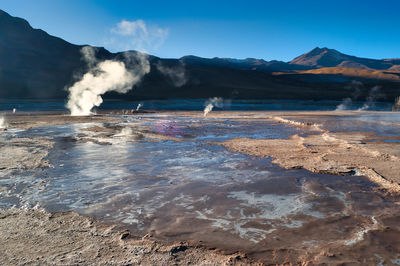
[66,46,150,116]
[0,116,7,129]
[393,96,400,111]
[203,97,223,116]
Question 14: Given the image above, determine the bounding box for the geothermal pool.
[1,112,400,263]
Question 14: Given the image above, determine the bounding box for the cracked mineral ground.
[1,110,400,265]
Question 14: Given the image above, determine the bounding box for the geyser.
[203,97,223,116]
[0,116,7,129]
[67,46,150,116]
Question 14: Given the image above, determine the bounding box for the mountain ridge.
[0,9,399,102]
[289,47,399,70]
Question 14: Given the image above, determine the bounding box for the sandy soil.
[0,208,252,265]
[0,137,53,176]
[2,112,118,129]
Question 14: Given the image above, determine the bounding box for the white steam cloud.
[136,103,143,111]
[0,116,7,129]
[203,97,223,116]
[67,46,150,116]
[108,19,169,53]
[203,104,213,117]
[155,61,187,87]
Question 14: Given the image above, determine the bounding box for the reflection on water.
[1,113,400,259]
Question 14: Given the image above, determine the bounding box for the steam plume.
[0,116,7,129]
[357,86,382,111]
[136,103,143,111]
[67,46,150,116]
[203,97,223,116]
[335,98,352,111]
[155,61,187,87]
[203,104,213,116]
[335,80,363,111]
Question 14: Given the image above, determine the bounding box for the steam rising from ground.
[335,98,352,111]
[0,116,7,129]
[335,81,363,111]
[204,97,224,116]
[335,81,383,111]
[67,47,150,116]
[357,86,382,111]
[136,103,143,111]
[155,61,187,87]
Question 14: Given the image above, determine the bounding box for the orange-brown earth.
[274,67,400,81]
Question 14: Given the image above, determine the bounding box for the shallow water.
[1,113,400,261]
[286,112,400,139]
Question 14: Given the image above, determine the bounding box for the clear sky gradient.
[1,0,399,61]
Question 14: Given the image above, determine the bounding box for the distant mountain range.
[183,47,400,72]
[291,47,400,70]
[0,9,399,102]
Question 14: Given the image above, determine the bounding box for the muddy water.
[1,113,400,263]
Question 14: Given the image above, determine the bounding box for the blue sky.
[1,0,399,61]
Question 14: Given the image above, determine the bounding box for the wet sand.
[0,208,250,265]
[222,131,400,193]
[1,110,400,265]
[1,111,119,129]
